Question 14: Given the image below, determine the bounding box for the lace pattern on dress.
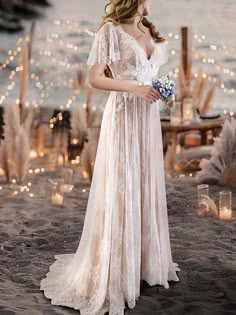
[87,22,120,65]
[40,21,181,315]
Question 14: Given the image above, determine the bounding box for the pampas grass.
[192,67,203,99]
[4,102,21,137]
[53,130,69,166]
[86,85,94,127]
[91,95,105,127]
[177,63,189,101]
[24,106,35,136]
[71,94,105,180]
[196,119,236,186]
[91,107,104,128]
[195,75,208,106]
[0,141,10,182]
[37,125,45,155]
[177,68,215,114]
[204,195,218,217]
[200,83,216,115]
[60,130,69,164]
[14,126,30,183]
[0,26,36,183]
[177,31,216,113]
[0,103,21,181]
[71,104,88,143]
[80,128,100,182]
[73,65,87,92]
[0,103,34,183]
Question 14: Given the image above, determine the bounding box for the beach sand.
[0,167,236,315]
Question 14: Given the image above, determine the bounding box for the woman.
[40,1,180,314]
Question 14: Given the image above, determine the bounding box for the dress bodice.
[87,22,168,85]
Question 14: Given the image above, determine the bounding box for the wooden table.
[161,117,225,174]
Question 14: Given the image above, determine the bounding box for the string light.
[193,50,236,79]
[0,39,23,72]
[0,20,235,113]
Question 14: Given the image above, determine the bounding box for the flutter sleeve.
[87,22,120,66]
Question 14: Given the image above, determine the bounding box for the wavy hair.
[101,0,165,43]
[100,0,165,77]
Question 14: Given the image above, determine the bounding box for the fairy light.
[1,20,235,115]
[175,69,235,97]
[192,31,236,59]
[28,167,47,174]
[0,25,84,108]
[193,51,236,81]
[71,155,80,165]
[0,46,22,72]
[0,36,29,103]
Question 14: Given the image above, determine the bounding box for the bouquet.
[152,75,176,112]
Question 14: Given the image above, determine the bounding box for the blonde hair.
[100,0,165,78]
[101,0,165,43]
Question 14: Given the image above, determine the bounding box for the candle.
[183,98,193,122]
[51,178,64,206]
[61,168,73,193]
[63,184,73,193]
[51,193,64,206]
[219,207,232,220]
[219,191,232,220]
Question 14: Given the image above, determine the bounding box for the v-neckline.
[117,24,156,62]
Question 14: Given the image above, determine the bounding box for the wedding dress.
[40,21,180,315]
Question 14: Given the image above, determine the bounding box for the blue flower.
[152,75,176,104]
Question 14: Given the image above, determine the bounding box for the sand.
[0,167,236,315]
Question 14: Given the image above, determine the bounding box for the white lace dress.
[40,22,181,315]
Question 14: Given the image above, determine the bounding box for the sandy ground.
[0,166,236,315]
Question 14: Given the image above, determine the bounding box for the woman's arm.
[89,63,161,103]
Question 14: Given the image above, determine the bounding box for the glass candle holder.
[61,168,73,193]
[170,101,182,125]
[38,178,48,198]
[197,184,209,215]
[219,191,232,219]
[183,98,194,122]
[51,178,64,206]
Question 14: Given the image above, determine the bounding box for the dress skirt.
[40,91,180,315]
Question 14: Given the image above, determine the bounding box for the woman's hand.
[129,85,161,102]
